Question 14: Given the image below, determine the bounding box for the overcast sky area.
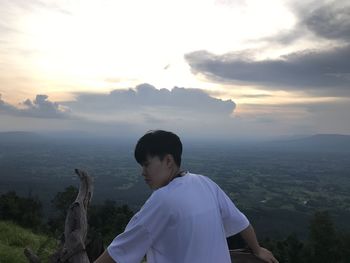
[0,0,349,140]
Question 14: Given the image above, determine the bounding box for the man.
[95,130,278,263]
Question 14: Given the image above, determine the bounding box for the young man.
[95,130,278,263]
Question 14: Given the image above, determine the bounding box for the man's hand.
[94,250,116,263]
[254,246,279,263]
[239,224,279,263]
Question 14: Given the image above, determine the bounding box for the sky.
[0,0,349,140]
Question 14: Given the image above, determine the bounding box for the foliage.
[48,186,133,245]
[262,234,304,263]
[0,220,56,263]
[308,211,339,263]
[337,231,350,262]
[89,200,134,244]
[51,185,79,217]
[261,211,350,263]
[0,188,133,262]
[3,187,350,262]
[47,185,78,234]
[0,191,42,230]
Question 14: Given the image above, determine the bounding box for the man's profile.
[94,130,278,263]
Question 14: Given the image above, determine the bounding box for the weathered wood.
[24,247,41,263]
[54,169,93,263]
[25,169,93,263]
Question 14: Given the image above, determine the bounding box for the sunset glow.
[1,0,349,138]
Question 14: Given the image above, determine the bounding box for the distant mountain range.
[0,131,46,144]
[0,131,349,152]
[266,134,350,152]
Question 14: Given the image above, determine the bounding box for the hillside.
[0,220,56,263]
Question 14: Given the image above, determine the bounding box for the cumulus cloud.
[3,86,348,139]
[0,94,18,114]
[56,84,237,138]
[1,85,239,138]
[65,83,235,118]
[2,85,235,123]
[0,94,70,118]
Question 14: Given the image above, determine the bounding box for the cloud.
[0,1,69,36]
[1,85,239,138]
[297,0,350,42]
[201,1,350,95]
[0,94,71,118]
[4,0,72,15]
[2,85,235,123]
[261,0,350,45]
[0,0,71,50]
[240,94,272,98]
[66,83,235,118]
[2,86,349,139]
[185,45,350,95]
[0,94,18,114]
[0,23,19,36]
[59,84,237,138]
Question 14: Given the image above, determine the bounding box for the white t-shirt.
[107,172,249,263]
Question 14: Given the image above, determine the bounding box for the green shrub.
[0,220,56,263]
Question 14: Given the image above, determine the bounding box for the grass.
[0,220,57,263]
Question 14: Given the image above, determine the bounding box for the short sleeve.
[107,223,151,263]
[216,186,250,237]
[107,190,171,263]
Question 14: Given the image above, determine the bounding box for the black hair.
[134,130,182,167]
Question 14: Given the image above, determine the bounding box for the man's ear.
[164,154,175,168]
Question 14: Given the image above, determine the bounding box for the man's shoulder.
[150,173,198,200]
[151,172,218,200]
[188,172,217,185]
[185,171,208,180]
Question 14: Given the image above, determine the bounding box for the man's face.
[141,155,172,190]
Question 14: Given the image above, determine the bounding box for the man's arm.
[240,224,279,263]
[94,250,116,263]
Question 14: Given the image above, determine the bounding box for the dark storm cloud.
[0,94,70,118]
[264,1,350,44]
[184,1,350,94]
[298,1,350,42]
[186,46,350,88]
[66,83,236,116]
[185,45,350,94]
